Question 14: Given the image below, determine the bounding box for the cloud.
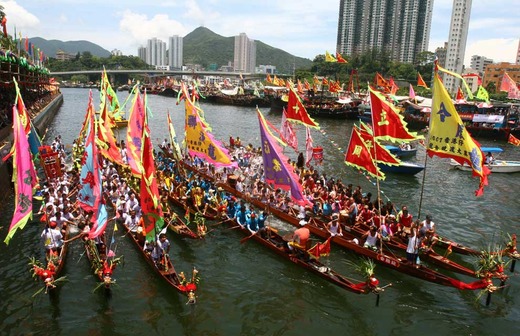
[118,10,188,48]
[465,38,518,65]
[2,0,39,29]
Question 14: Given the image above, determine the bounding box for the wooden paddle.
[240,231,257,244]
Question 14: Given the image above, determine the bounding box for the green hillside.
[29,37,111,58]
[183,27,312,74]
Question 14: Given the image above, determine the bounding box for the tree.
[486,81,496,94]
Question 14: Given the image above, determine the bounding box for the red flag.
[369,86,422,142]
[375,73,388,88]
[25,37,29,51]
[1,17,7,38]
[286,88,319,129]
[322,77,329,86]
[345,127,384,179]
[357,124,401,166]
[336,52,348,63]
[297,80,304,94]
[417,72,428,89]
[308,237,332,259]
[456,87,465,101]
[389,77,399,95]
[266,73,272,83]
[304,79,310,91]
[508,134,520,146]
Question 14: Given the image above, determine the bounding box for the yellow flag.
[114,223,118,231]
[476,85,489,103]
[325,51,337,63]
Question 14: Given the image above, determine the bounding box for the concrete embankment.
[0,93,64,205]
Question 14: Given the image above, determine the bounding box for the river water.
[1,88,519,335]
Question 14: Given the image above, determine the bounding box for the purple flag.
[257,109,310,206]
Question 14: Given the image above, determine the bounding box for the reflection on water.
[0,88,519,335]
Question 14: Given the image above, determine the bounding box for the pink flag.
[126,92,145,176]
[281,108,298,151]
[4,97,38,244]
[500,72,520,99]
[409,84,416,100]
[305,127,314,167]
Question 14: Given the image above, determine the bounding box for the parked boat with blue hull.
[378,161,425,175]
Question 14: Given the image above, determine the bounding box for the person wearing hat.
[41,221,64,257]
[419,214,436,248]
[327,214,343,237]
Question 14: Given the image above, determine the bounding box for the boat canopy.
[480,147,503,153]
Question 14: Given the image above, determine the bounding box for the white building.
[470,55,493,76]
[138,47,146,63]
[146,38,167,67]
[111,49,123,56]
[257,65,276,74]
[168,35,183,69]
[233,33,256,73]
[443,0,472,94]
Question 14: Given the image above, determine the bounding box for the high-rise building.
[233,33,256,73]
[146,38,167,67]
[168,35,183,69]
[443,0,472,93]
[336,0,434,64]
[470,55,493,76]
[435,42,448,67]
[138,47,146,63]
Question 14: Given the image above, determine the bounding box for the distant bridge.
[50,69,266,79]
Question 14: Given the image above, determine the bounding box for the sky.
[3,0,519,67]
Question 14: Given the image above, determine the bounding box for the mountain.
[28,37,111,58]
[183,27,312,73]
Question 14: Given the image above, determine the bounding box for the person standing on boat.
[419,215,435,248]
[406,222,420,264]
[152,233,171,269]
[41,221,64,258]
[296,152,305,170]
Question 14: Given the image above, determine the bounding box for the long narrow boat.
[167,213,201,239]
[118,217,198,303]
[216,182,498,290]
[30,225,70,294]
[83,237,118,290]
[222,217,380,295]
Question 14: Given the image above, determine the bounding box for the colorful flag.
[266,73,272,83]
[456,87,466,103]
[369,86,423,142]
[13,81,41,156]
[308,237,332,259]
[322,77,329,86]
[126,91,145,177]
[100,68,121,118]
[476,85,490,103]
[184,207,190,225]
[257,108,310,206]
[286,88,319,129]
[140,123,165,241]
[345,127,384,180]
[325,51,337,62]
[183,84,237,168]
[499,72,520,99]
[3,91,38,244]
[428,72,490,196]
[508,134,520,146]
[280,108,298,151]
[77,91,100,212]
[357,123,401,166]
[167,112,183,160]
[417,72,429,89]
[375,73,388,88]
[305,127,313,167]
[409,84,416,100]
[97,97,125,166]
[436,64,474,99]
[336,52,348,63]
[389,77,399,95]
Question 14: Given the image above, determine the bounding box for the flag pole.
[416,63,437,219]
